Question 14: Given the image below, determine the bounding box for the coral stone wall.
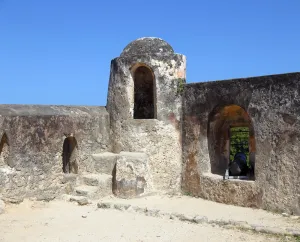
[182,72,300,215]
[107,38,186,193]
[0,37,299,216]
[0,105,111,201]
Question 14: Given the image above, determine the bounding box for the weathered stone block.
[69,195,89,206]
[91,152,118,175]
[115,152,152,198]
[75,173,112,199]
[75,185,98,197]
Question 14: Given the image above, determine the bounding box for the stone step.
[82,173,112,187]
[62,194,90,206]
[91,152,118,175]
[75,185,98,198]
[75,173,113,199]
[61,173,78,184]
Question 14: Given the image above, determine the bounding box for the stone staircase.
[63,152,118,201]
[74,173,112,199]
[62,151,152,203]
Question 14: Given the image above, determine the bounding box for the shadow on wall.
[0,133,10,167]
[62,136,79,174]
[112,163,117,195]
[207,105,256,179]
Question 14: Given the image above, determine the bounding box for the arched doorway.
[62,136,78,174]
[133,66,156,119]
[0,133,10,167]
[207,105,255,180]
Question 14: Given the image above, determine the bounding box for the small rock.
[82,215,87,218]
[252,225,284,235]
[282,213,289,217]
[170,213,186,221]
[126,206,134,212]
[193,215,208,224]
[77,198,89,206]
[132,206,145,214]
[3,197,23,204]
[36,193,56,202]
[114,203,130,211]
[146,209,160,217]
[158,211,170,218]
[180,214,194,222]
[214,219,229,226]
[69,196,89,206]
[97,202,111,209]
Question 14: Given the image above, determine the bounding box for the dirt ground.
[0,199,297,242]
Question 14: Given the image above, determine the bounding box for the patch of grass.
[184,191,193,196]
[176,78,185,95]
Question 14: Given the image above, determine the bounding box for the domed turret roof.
[120,37,174,57]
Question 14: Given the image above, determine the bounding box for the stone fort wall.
[0,37,299,215]
[182,72,300,215]
[0,105,111,201]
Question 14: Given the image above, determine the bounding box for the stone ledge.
[202,173,256,183]
[96,201,300,237]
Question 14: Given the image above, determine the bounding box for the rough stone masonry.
[0,37,299,215]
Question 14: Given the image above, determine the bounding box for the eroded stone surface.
[91,152,118,175]
[0,105,111,201]
[107,41,186,192]
[69,195,89,206]
[120,37,174,57]
[114,152,153,198]
[182,72,300,215]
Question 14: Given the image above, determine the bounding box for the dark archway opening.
[207,105,255,180]
[112,163,117,195]
[133,66,156,119]
[0,133,10,166]
[62,136,78,174]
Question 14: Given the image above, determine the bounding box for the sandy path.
[0,199,293,242]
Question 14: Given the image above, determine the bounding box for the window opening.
[133,66,155,119]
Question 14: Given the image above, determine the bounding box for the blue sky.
[0,0,299,106]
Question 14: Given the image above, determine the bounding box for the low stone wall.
[199,174,260,208]
[182,72,300,215]
[0,105,111,201]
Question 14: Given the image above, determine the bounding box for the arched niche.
[62,136,78,174]
[0,133,10,167]
[132,64,156,119]
[207,105,255,179]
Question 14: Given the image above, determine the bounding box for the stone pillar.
[107,37,186,193]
